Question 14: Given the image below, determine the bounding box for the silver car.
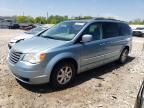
[132,27,144,37]
[8,18,132,89]
[8,24,54,49]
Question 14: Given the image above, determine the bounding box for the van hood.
[12,37,68,53]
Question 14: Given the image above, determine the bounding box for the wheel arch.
[121,45,130,54]
[124,46,129,51]
[44,53,79,82]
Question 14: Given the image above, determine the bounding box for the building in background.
[0,16,16,28]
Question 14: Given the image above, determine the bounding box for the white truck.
[130,25,144,37]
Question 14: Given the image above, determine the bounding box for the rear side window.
[102,22,119,39]
[119,23,131,36]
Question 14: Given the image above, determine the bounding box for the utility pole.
[23,12,25,16]
[46,12,49,19]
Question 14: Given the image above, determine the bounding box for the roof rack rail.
[92,17,119,21]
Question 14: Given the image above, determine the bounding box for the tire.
[51,61,76,89]
[118,48,129,64]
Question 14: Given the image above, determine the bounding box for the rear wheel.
[118,48,129,64]
[51,61,76,89]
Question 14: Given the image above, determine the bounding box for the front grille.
[9,50,22,64]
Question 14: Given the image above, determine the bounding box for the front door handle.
[100,43,106,46]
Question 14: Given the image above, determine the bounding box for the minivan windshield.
[41,21,87,41]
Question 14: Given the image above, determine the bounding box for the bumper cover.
[8,60,50,84]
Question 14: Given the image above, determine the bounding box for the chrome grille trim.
[9,50,22,64]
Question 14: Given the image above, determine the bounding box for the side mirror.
[81,34,93,43]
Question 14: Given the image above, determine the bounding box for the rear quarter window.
[119,23,131,36]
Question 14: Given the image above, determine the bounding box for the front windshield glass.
[41,21,87,41]
[26,26,46,35]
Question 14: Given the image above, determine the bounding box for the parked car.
[8,24,53,49]
[21,24,36,31]
[19,23,35,30]
[132,27,144,37]
[134,80,144,108]
[7,18,132,89]
[9,23,20,29]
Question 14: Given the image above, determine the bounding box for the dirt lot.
[0,29,144,108]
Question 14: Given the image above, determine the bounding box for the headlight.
[22,53,46,64]
[9,42,15,46]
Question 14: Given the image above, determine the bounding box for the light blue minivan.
[8,18,132,89]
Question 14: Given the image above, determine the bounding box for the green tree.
[16,16,27,23]
[129,19,144,25]
[35,17,47,24]
[47,15,68,24]
[27,16,35,24]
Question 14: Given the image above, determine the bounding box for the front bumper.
[8,60,50,84]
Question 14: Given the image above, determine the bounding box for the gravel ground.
[0,29,144,108]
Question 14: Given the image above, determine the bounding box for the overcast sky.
[0,0,144,21]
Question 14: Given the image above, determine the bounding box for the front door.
[79,22,107,71]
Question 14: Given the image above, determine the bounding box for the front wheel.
[51,61,76,89]
[118,48,129,64]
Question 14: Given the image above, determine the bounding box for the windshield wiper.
[41,35,55,39]
[41,35,69,41]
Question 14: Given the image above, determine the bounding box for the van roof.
[67,18,126,24]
